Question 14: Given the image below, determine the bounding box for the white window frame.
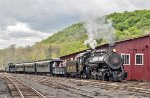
[121,53,130,65]
[135,53,144,65]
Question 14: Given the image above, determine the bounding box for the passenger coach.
[24,62,36,74]
[15,63,24,73]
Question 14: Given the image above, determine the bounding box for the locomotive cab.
[75,51,91,78]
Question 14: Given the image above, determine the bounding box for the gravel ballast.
[0,74,11,98]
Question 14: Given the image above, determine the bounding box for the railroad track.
[29,76,112,98]
[4,76,45,98]
[31,78,96,98]
[90,80,150,95]
[34,75,150,95]
[68,79,150,95]
[10,74,150,97]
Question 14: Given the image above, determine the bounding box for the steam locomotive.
[66,49,127,81]
[6,49,127,82]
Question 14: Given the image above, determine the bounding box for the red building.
[115,34,150,81]
[60,34,150,81]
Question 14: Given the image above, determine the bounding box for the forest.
[0,10,150,68]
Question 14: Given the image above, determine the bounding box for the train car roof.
[23,62,35,65]
[15,63,24,66]
[36,59,62,63]
[35,60,52,64]
[51,59,63,62]
[14,59,62,66]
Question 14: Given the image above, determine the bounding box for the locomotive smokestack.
[109,42,115,52]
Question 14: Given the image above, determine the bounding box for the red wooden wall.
[116,36,150,81]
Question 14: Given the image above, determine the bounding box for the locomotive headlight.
[113,49,116,52]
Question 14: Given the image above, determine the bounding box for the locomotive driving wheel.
[93,74,97,80]
[82,73,87,79]
[101,73,106,81]
[91,74,97,80]
[91,69,97,80]
[97,75,101,80]
[101,73,109,81]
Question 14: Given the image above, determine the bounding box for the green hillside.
[42,23,88,57]
[0,10,150,68]
[108,10,150,40]
[43,10,150,57]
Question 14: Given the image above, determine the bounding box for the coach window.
[121,54,130,65]
[135,53,144,65]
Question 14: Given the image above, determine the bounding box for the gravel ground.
[0,74,11,98]
[4,73,150,98]
[41,76,150,98]
[18,75,85,98]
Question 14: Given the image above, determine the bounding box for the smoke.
[84,17,115,49]
[84,38,97,49]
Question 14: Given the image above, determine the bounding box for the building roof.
[116,34,150,43]
[60,34,150,58]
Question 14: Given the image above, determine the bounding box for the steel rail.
[6,76,46,98]
[6,77,24,98]
[16,78,46,98]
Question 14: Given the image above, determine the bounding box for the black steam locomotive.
[66,49,127,81]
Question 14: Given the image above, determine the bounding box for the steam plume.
[84,17,115,49]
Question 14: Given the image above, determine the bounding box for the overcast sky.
[0,0,149,49]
